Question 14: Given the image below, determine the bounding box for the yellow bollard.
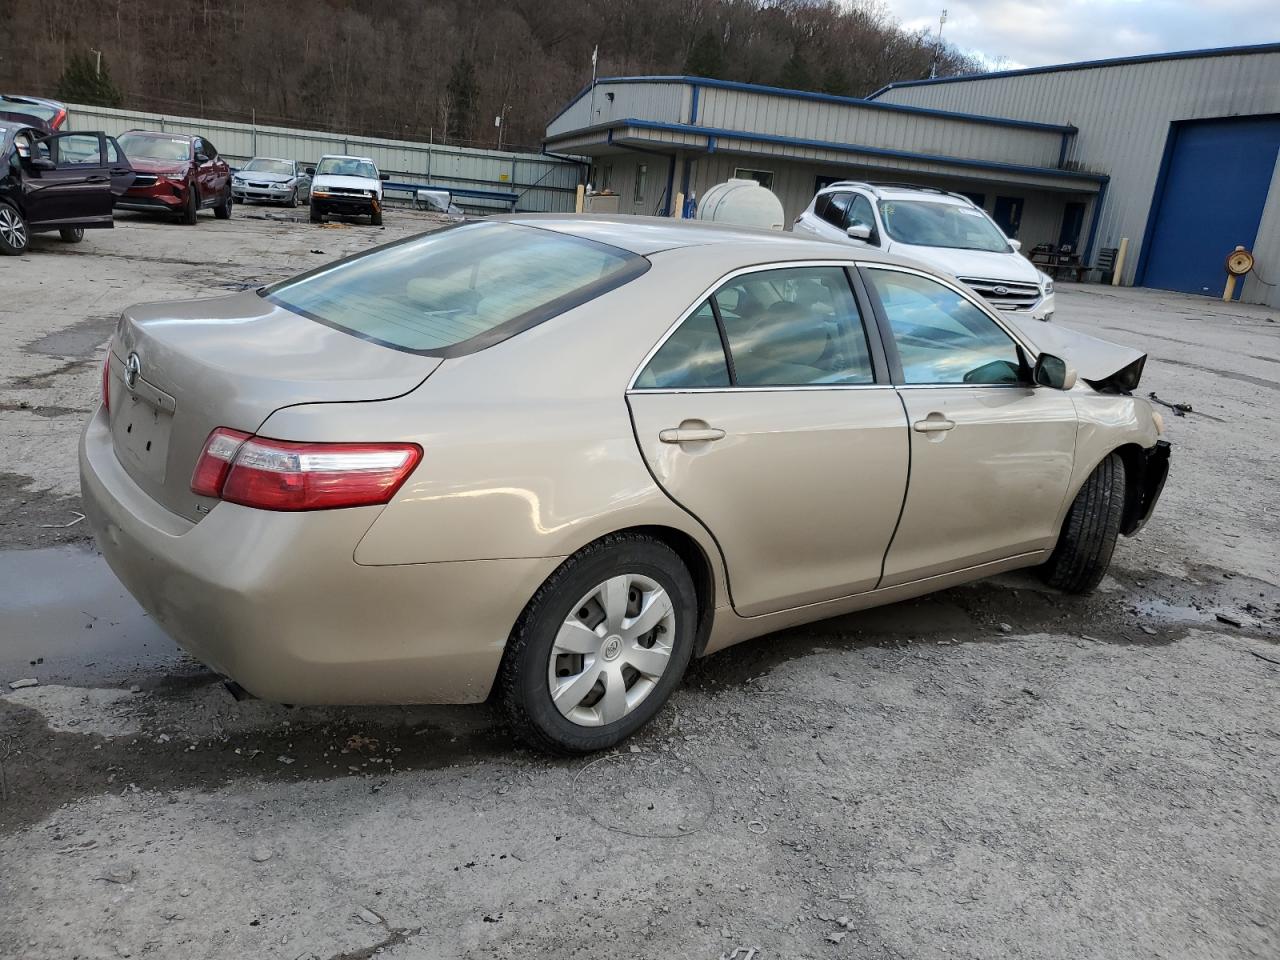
[673,192,684,219]
[1223,274,1237,302]
[1111,237,1128,286]
[575,184,585,214]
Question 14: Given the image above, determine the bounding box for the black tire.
[180,187,198,225]
[310,202,323,223]
[1041,453,1126,594]
[59,227,85,244]
[287,188,298,209]
[498,533,698,755]
[370,205,383,226]
[214,189,232,219]
[0,201,30,254]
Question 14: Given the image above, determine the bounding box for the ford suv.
[792,182,1055,321]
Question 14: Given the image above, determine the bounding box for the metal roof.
[868,42,1280,98]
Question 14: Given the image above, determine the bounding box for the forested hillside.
[1,0,984,150]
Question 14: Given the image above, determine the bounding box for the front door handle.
[85,174,109,183]
[659,426,726,444]
[912,415,956,433]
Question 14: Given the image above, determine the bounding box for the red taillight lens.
[101,352,111,412]
[191,429,421,511]
[191,427,251,498]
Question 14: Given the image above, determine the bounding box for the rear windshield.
[118,133,190,162]
[262,222,649,356]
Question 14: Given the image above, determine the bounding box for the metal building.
[543,43,1280,306]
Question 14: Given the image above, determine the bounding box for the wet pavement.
[0,545,180,687]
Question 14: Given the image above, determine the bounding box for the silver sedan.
[231,157,310,207]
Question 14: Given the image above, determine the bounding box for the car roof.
[122,129,195,141]
[318,154,375,163]
[0,94,63,107]
[248,156,293,163]
[819,181,971,205]
[496,213,929,268]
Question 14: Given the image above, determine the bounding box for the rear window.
[262,221,649,356]
[0,97,59,122]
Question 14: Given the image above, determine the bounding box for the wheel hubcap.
[547,573,676,727]
[0,208,26,248]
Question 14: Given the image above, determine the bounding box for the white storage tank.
[695,178,785,231]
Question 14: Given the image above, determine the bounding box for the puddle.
[1132,597,1218,625]
[0,545,180,686]
[22,315,117,360]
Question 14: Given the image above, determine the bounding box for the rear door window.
[264,221,649,356]
[820,192,852,228]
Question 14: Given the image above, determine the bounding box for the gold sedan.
[80,215,1170,753]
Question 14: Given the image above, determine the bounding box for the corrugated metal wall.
[874,51,1280,304]
[694,87,1064,168]
[546,81,690,138]
[67,103,582,214]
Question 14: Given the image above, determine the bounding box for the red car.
[115,130,232,224]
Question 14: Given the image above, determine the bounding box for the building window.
[734,167,775,190]
[634,163,648,205]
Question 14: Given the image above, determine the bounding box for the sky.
[879,0,1280,70]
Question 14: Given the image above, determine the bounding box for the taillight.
[52,108,67,130]
[101,352,111,412]
[191,428,421,511]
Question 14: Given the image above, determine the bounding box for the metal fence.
[65,103,583,214]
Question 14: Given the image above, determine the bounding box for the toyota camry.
[80,215,1170,753]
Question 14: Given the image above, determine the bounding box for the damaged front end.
[1123,439,1171,536]
[1010,317,1148,392]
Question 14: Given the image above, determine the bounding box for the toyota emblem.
[992,285,1009,296]
[124,352,141,390]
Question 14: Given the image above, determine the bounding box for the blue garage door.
[1139,116,1280,297]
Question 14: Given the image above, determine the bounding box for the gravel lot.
[1,211,1277,960]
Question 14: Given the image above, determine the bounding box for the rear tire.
[498,534,697,755]
[59,227,84,244]
[0,202,28,255]
[1041,453,1126,594]
[214,189,232,219]
[180,187,198,225]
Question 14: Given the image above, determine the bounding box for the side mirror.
[305,167,315,176]
[31,156,57,171]
[1033,352,1077,390]
[847,222,872,242]
[195,152,209,164]
[379,173,390,182]
[1009,239,1022,252]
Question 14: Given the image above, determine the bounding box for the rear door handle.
[659,426,726,444]
[912,416,956,433]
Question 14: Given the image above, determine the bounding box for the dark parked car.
[0,95,67,132]
[115,130,232,224]
[0,122,134,255]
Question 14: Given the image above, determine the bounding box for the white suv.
[792,182,1055,321]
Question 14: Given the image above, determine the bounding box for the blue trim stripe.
[545,74,1078,134]
[689,83,700,124]
[869,42,1280,98]
[547,117,1108,186]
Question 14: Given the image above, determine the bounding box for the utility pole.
[495,103,512,151]
[90,48,102,76]
[588,45,599,120]
[929,10,947,80]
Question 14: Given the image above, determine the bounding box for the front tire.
[59,227,85,244]
[0,202,30,254]
[180,188,198,225]
[310,202,323,223]
[1041,453,1126,594]
[498,534,697,755]
[214,189,232,219]
[370,205,383,226]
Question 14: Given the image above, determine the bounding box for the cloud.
[879,0,1280,69]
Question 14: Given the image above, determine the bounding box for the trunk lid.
[108,291,439,521]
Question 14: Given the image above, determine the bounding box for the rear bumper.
[1123,439,1171,536]
[79,407,559,705]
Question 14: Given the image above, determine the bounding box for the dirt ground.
[1,211,1278,960]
